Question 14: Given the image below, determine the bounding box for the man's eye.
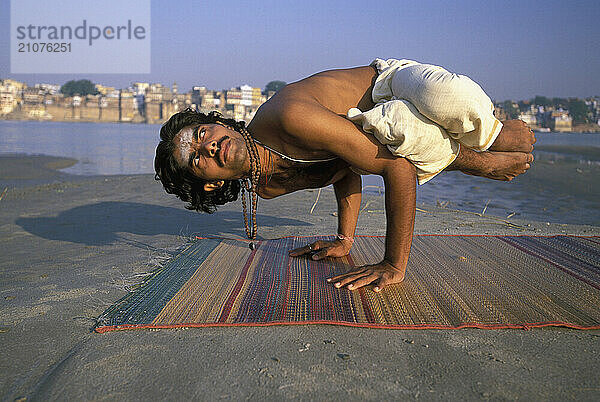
[194,156,200,166]
[200,128,206,139]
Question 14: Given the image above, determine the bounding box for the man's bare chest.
[258,158,349,199]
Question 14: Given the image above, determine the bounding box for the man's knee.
[393,64,487,107]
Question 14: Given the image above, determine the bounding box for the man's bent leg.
[390,62,502,151]
[447,145,534,181]
[348,100,459,184]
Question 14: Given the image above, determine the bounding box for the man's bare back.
[247,66,377,160]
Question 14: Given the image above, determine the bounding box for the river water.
[1,120,599,225]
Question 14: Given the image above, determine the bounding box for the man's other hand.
[288,239,351,260]
[327,260,406,292]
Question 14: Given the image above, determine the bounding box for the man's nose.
[201,139,218,157]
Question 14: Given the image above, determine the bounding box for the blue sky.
[0,0,598,100]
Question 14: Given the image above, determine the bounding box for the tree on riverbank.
[502,100,520,119]
[265,80,286,94]
[60,80,99,97]
[568,99,590,124]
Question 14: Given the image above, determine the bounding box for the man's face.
[172,123,249,183]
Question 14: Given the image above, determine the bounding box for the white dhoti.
[347,58,503,184]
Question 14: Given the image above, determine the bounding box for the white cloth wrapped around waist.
[347,102,459,184]
[347,58,503,184]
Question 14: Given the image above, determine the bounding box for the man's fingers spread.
[329,268,368,279]
[333,272,370,288]
[289,244,311,255]
[288,247,304,256]
[327,269,369,283]
[311,249,328,260]
[289,242,319,256]
[374,277,391,292]
[312,241,325,250]
[347,274,379,290]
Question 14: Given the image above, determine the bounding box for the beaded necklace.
[238,125,261,242]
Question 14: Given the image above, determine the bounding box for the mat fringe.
[93,234,198,331]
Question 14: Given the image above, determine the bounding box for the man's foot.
[449,147,533,181]
[473,151,533,181]
[489,120,536,152]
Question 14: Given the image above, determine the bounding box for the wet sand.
[0,154,79,187]
[0,155,599,400]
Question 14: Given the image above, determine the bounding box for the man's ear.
[203,180,225,192]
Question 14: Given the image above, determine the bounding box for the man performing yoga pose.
[155,58,535,292]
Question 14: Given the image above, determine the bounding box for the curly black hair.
[154,108,244,213]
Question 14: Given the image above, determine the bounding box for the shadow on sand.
[16,201,309,246]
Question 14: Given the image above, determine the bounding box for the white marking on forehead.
[177,127,195,166]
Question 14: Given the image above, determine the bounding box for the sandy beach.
[1,155,599,400]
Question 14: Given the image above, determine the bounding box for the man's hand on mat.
[327,260,406,292]
[289,239,351,260]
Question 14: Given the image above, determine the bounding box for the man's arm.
[334,170,362,241]
[382,157,416,276]
[280,99,417,290]
[327,156,416,291]
[289,169,362,259]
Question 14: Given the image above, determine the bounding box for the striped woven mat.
[95,235,600,332]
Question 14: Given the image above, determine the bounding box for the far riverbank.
[1,114,599,132]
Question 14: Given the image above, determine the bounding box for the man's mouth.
[218,137,230,166]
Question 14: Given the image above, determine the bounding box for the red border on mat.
[195,234,600,241]
[95,320,600,333]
